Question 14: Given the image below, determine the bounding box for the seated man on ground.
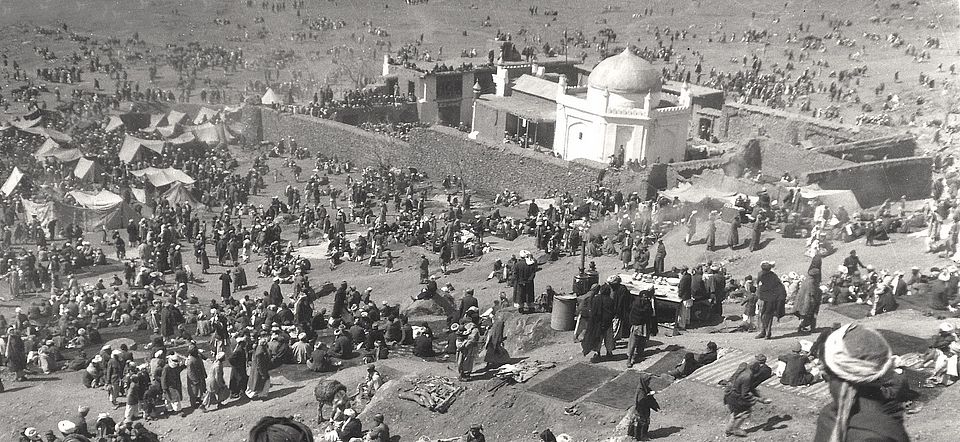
[777,340,818,386]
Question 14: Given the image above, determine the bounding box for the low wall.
[260,107,648,198]
[665,157,728,188]
[802,156,932,208]
[811,134,916,162]
[721,102,883,146]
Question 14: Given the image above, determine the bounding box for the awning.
[477,95,557,123]
[130,167,196,187]
[35,138,82,162]
[67,189,124,209]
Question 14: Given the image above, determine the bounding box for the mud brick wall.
[665,157,729,188]
[260,108,649,198]
[720,102,885,146]
[802,156,932,208]
[811,134,917,162]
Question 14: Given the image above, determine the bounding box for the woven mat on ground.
[582,370,674,409]
[527,362,620,402]
[641,349,687,376]
[685,348,831,401]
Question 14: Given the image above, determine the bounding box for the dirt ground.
[2,0,960,440]
[1,144,959,441]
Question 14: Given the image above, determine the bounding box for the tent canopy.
[167,131,196,146]
[104,115,124,132]
[35,138,82,162]
[261,88,281,105]
[798,185,862,213]
[1,167,24,196]
[162,182,202,206]
[67,189,124,209]
[21,126,73,143]
[166,110,187,125]
[193,107,219,125]
[192,122,222,145]
[119,135,166,163]
[74,158,99,180]
[131,167,196,187]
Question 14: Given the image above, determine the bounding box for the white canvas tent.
[74,158,100,181]
[1,167,24,196]
[193,107,219,125]
[62,190,142,231]
[261,88,281,105]
[162,182,203,207]
[166,110,188,125]
[119,135,166,163]
[104,115,124,133]
[34,138,83,162]
[130,167,196,187]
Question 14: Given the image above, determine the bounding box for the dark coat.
[678,273,692,300]
[813,381,910,442]
[794,273,823,317]
[756,269,786,317]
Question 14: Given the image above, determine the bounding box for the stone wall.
[802,156,932,207]
[811,134,916,162]
[260,107,649,198]
[720,102,884,146]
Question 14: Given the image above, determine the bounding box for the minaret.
[472,80,482,99]
[382,54,390,77]
[557,74,567,97]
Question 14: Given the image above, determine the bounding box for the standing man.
[631,372,660,440]
[246,335,272,400]
[843,250,867,276]
[676,266,692,331]
[684,211,698,245]
[219,270,232,301]
[513,250,538,313]
[418,255,429,283]
[706,212,717,251]
[185,346,207,410]
[750,216,765,251]
[795,268,823,333]
[755,261,786,340]
[653,240,666,274]
[627,289,657,368]
[728,215,740,249]
[581,284,616,362]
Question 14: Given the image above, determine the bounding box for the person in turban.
[813,324,908,442]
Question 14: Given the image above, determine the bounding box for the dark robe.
[268,282,283,307]
[728,218,740,247]
[246,343,271,395]
[580,292,615,356]
[220,273,232,299]
[227,345,248,396]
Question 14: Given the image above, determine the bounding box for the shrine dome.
[587,49,662,94]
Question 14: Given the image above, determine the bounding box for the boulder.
[404,295,456,318]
